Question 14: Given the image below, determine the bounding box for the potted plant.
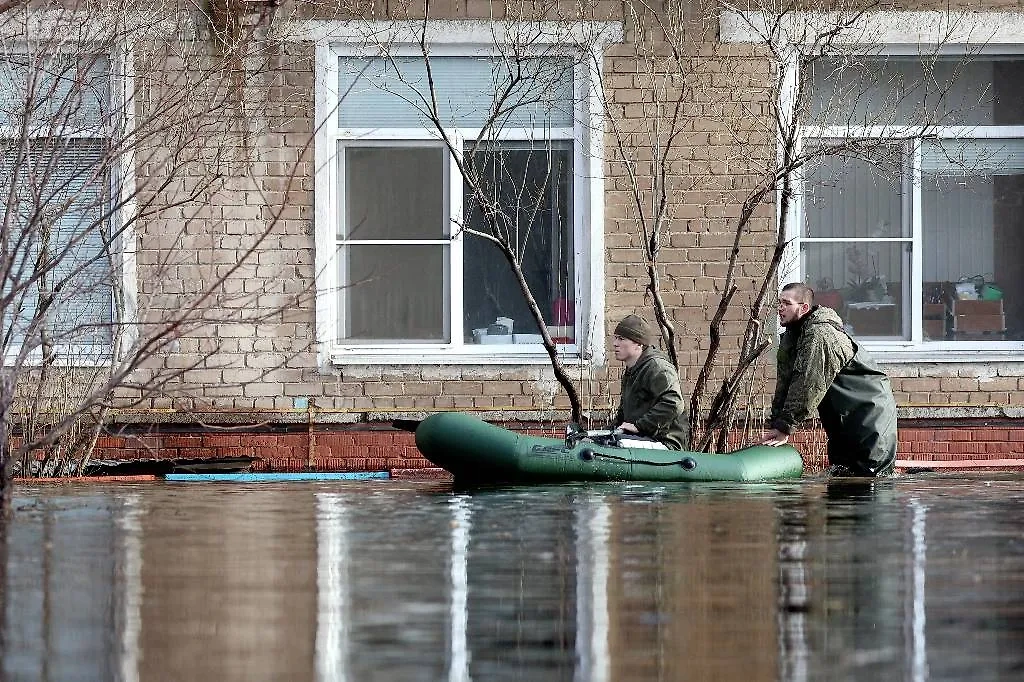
[813,277,844,309]
[844,245,888,303]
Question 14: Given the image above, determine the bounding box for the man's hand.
[761,428,790,446]
[619,422,638,434]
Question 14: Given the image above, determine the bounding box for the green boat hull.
[414,412,804,483]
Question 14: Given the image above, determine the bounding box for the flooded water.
[2,475,1023,681]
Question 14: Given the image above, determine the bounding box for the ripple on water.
[2,474,1022,681]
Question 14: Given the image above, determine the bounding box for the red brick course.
[87,420,1024,475]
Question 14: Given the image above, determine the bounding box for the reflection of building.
[605,497,779,681]
[137,491,319,679]
[3,493,132,680]
[7,484,1024,680]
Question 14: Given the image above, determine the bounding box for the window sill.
[4,347,113,367]
[865,341,1024,363]
[329,344,588,366]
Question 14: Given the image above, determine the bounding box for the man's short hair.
[781,282,814,305]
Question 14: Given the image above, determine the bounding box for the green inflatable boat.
[412,412,803,483]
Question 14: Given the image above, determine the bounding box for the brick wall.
[114,2,1024,431]
[789,422,1024,471]
[88,419,1024,475]
[94,427,424,473]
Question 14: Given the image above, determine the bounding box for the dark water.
[2,475,1023,681]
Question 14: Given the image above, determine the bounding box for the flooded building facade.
[4,0,1024,473]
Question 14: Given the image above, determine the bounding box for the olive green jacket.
[614,347,690,450]
[770,306,855,433]
[771,305,898,475]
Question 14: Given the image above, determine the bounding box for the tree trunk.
[0,415,12,516]
[501,246,584,424]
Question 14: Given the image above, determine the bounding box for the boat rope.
[581,449,697,470]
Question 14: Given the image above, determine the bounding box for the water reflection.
[3,477,1023,681]
[909,497,928,682]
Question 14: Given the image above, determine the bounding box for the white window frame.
[722,10,1024,363]
[0,39,137,366]
[305,20,620,366]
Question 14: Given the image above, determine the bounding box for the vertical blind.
[1,138,112,346]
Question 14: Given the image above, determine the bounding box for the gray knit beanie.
[614,314,653,346]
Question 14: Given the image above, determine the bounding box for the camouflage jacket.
[769,306,855,434]
[614,347,690,450]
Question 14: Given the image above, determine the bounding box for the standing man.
[611,314,690,450]
[762,282,898,476]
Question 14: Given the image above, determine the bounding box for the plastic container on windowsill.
[955,282,979,300]
[981,283,1003,301]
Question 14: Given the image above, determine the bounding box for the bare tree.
[268,1,993,445]
[603,0,978,451]
[0,0,312,506]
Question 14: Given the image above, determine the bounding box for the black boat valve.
[579,449,595,461]
[680,457,697,470]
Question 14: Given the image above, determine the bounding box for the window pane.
[463,142,574,344]
[340,244,449,342]
[343,146,445,240]
[806,56,1024,126]
[803,144,905,239]
[801,241,907,339]
[923,139,1024,341]
[0,138,112,347]
[0,53,110,129]
[338,56,574,129]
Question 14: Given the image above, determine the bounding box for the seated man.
[611,314,690,450]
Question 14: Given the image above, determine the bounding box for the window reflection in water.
[4,483,1023,680]
[3,493,142,681]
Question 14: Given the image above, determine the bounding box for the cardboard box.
[952,299,1005,334]
[923,303,946,339]
[924,318,946,339]
[953,314,1005,333]
[952,299,1003,316]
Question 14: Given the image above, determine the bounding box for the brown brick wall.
[109,2,1024,427]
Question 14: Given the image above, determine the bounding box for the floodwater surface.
[3,475,1023,681]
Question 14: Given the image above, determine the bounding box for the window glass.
[803,144,906,239]
[1,137,112,348]
[801,241,907,339]
[0,52,113,353]
[922,139,1024,341]
[338,56,574,129]
[328,50,586,354]
[343,146,446,240]
[806,56,1024,127]
[339,244,449,342]
[462,141,574,344]
[801,144,908,338]
[340,144,449,343]
[0,53,110,128]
